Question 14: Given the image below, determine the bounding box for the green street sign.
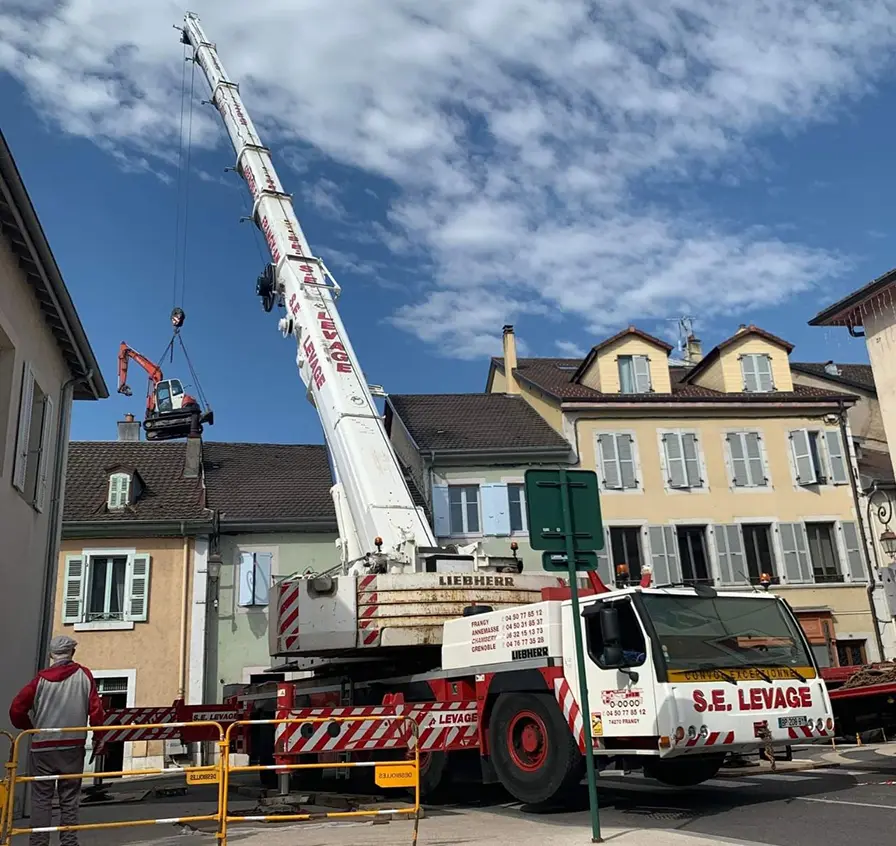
[524,468,603,553]
[541,551,599,572]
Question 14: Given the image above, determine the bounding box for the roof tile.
[791,362,876,393]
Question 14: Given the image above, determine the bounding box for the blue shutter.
[431,485,451,537]
[238,552,255,606]
[480,483,511,536]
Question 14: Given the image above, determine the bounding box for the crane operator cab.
[155,379,189,414]
[145,379,214,441]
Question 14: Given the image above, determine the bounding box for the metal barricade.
[0,731,14,841]
[2,720,226,844]
[222,715,421,844]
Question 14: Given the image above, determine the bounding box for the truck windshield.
[640,594,812,672]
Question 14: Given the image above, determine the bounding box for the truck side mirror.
[600,604,622,644]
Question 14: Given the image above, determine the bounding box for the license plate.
[778,716,809,728]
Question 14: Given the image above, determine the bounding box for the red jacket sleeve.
[9,677,38,731]
[82,669,105,727]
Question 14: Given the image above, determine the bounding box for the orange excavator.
[117,309,214,441]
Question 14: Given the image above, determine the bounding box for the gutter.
[424,446,573,465]
[62,517,215,539]
[218,518,339,534]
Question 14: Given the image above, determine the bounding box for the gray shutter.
[125,554,151,622]
[741,355,758,391]
[595,528,612,587]
[633,355,651,392]
[34,395,54,512]
[715,524,746,585]
[682,433,701,487]
[841,522,866,582]
[663,525,682,582]
[481,483,510,536]
[238,552,255,606]
[728,433,749,487]
[745,432,765,486]
[617,434,636,489]
[779,523,811,584]
[62,555,86,624]
[599,434,621,489]
[254,552,273,605]
[13,362,34,492]
[789,430,816,485]
[649,525,681,586]
[431,485,450,536]
[824,430,848,485]
[755,355,774,392]
[664,433,687,488]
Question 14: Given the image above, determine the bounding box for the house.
[385,393,574,566]
[485,323,887,667]
[0,128,108,760]
[55,422,212,772]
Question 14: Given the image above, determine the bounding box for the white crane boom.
[181,12,437,569]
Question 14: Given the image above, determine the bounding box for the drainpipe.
[177,522,190,700]
[36,370,91,671]
[839,400,887,661]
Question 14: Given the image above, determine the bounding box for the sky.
[3,0,896,445]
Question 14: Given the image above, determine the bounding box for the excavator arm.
[117,342,163,415]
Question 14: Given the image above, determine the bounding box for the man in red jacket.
[9,635,104,846]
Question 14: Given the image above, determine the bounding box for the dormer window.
[618,355,651,393]
[107,473,131,510]
[740,353,774,392]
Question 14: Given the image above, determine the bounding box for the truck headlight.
[687,725,697,739]
[699,725,709,738]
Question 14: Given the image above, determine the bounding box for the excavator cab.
[154,379,187,414]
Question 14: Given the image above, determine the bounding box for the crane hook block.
[256,264,277,313]
[171,307,186,329]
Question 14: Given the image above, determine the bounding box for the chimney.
[502,325,519,394]
[117,413,141,442]
[184,435,202,479]
[685,333,703,364]
[736,323,748,334]
[824,360,841,376]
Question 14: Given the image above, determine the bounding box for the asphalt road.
[14,743,896,846]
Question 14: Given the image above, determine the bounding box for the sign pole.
[558,469,602,842]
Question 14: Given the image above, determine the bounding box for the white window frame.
[787,428,850,490]
[447,482,483,536]
[107,473,131,509]
[593,431,642,494]
[504,480,528,535]
[617,354,652,394]
[657,429,708,494]
[67,547,150,631]
[739,353,775,392]
[722,429,772,491]
[767,517,865,589]
[84,669,136,774]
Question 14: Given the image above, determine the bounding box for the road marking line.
[702,778,756,789]
[750,773,815,782]
[798,797,896,810]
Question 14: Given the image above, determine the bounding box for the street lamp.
[868,484,896,562]
[207,552,223,583]
[880,529,896,557]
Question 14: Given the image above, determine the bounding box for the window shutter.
[595,527,612,587]
[598,434,621,489]
[617,435,637,489]
[664,433,688,488]
[62,555,86,624]
[779,523,811,584]
[34,395,54,512]
[741,355,758,391]
[648,525,681,586]
[715,524,746,585]
[789,430,816,485]
[480,483,510,536]
[682,433,701,487]
[254,552,273,605]
[840,522,865,582]
[755,355,774,392]
[431,485,451,536]
[824,431,848,485]
[745,432,765,486]
[633,355,651,392]
[125,554,151,621]
[238,552,255,606]
[13,362,34,493]
[728,433,748,487]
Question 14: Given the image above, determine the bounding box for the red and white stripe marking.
[100,708,179,744]
[275,701,479,755]
[553,677,585,752]
[683,730,735,748]
[788,724,831,739]
[357,575,380,647]
[277,581,301,652]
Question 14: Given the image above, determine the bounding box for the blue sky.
[2,1,896,445]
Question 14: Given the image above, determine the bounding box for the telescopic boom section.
[181,13,437,567]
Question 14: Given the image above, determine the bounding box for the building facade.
[486,323,884,667]
[0,129,107,763]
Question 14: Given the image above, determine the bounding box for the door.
[155,382,173,413]
[170,379,185,409]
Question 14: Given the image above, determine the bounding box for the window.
[585,598,647,669]
[449,485,480,534]
[62,553,151,625]
[742,524,775,583]
[238,552,273,607]
[107,473,131,510]
[156,382,172,413]
[836,640,867,667]
[789,429,849,486]
[0,325,15,478]
[618,355,651,393]
[676,526,711,583]
[661,431,702,489]
[726,431,767,487]
[740,353,774,392]
[13,362,54,511]
[609,527,643,583]
[508,484,526,533]
[805,522,843,583]
[596,433,638,490]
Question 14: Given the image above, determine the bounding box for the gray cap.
[48,635,77,658]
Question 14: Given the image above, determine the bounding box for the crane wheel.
[643,754,724,786]
[488,692,584,806]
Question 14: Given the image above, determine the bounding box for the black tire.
[488,692,584,806]
[643,755,724,787]
[418,751,450,800]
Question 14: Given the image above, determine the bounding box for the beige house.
[0,128,107,762]
[488,323,883,667]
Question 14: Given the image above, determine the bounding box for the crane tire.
[488,692,584,806]
[643,754,724,787]
[418,751,450,800]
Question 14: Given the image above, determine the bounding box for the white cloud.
[2,1,894,358]
[555,340,587,358]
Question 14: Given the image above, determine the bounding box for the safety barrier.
[0,731,13,841]
[2,715,421,845]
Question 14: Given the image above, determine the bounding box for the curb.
[717,759,836,777]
